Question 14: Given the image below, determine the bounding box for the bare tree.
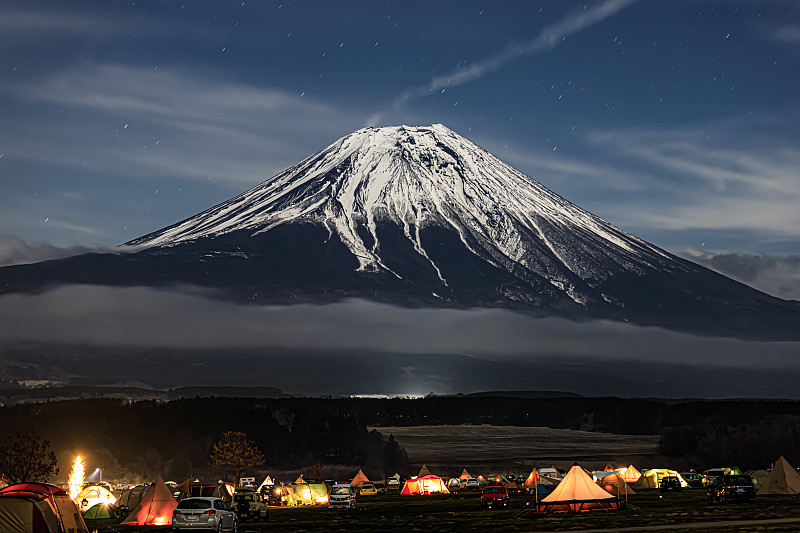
[0,431,59,484]
[209,431,264,482]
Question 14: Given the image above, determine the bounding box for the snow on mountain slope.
[128,124,678,303]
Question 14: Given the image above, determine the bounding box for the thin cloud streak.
[367,0,639,125]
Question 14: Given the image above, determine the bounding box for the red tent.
[400,475,450,495]
[0,483,89,533]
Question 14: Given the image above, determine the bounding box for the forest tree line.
[2,394,800,480]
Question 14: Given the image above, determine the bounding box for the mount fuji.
[2,124,799,340]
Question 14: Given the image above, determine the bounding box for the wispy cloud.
[0,63,363,187]
[683,249,800,301]
[0,235,114,267]
[367,0,639,125]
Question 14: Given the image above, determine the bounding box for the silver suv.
[232,488,268,521]
[172,497,238,532]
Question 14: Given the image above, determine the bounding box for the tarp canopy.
[83,503,118,520]
[0,483,89,533]
[120,476,177,526]
[350,469,370,489]
[540,465,618,514]
[758,456,800,495]
[400,475,450,495]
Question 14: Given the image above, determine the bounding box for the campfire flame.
[68,456,85,500]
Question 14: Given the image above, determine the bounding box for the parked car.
[707,475,756,504]
[372,480,387,495]
[172,497,238,532]
[464,478,481,491]
[659,476,682,492]
[359,482,378,496]
[232,488,268,521]
[680,472,704,488]
[328,484,356,509]
[480,483,509,508]
[702,468,729,487]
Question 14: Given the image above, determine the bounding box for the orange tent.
[619,465,641,483]
[400,475,450,495]
[598,472,636,496]
[458,469,472,480]
[417,464,432,477]
[540,465,618,513]
[524,468,540,489]
[350,469,369,489]
[120,475,177,526]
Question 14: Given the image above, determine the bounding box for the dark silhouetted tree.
[0,431,59,483]
[209,431,265,482]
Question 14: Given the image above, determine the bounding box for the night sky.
[1,1,799,396]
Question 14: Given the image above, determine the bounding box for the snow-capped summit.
[128,124,674,305]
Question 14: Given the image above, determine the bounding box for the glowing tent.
[120,476,177,526]
[83,503,119,520]
[256,476,273,494]
[400,475,450,495]
[632,469,687,489]
[619,465,641,483]
[598,472,636,496]
[540,465,618,513]
[524,468,540,489]
[417,464,432,477]
[459,469,473,480]
[0,483,89,533]
[291,483,329,505]
[758,456,800,495]
[350,469,370,489]
[74,485,116,513]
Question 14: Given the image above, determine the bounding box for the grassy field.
[373,425,663,473]
[94,488,800,532]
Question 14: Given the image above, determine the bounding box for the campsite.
[3,396,800,531]
[76,482,800,533]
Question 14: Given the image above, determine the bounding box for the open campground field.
[372,425,663,473]
[96,490,800,532]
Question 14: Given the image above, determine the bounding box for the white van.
[328,483,356,509]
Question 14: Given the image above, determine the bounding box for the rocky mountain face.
[2,125,799,340]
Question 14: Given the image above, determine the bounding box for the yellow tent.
[619,465,641,483]
[758,456,800,495]
[120,476,177,526]
[540,465,618,514]
[633,469,687,489]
